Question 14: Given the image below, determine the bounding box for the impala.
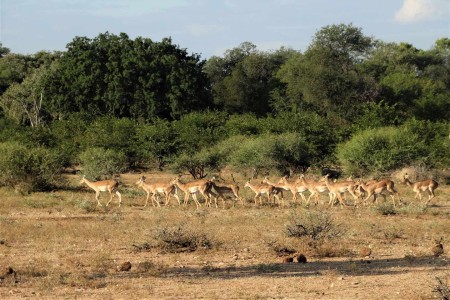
[296,174,332,206]
[262,176,287,207]
[80,175,122,207]
[320,174,359,208]
[355,179,378,199]
[135,176,180,207]
[402,173,438,204]
[208,177,243,208]
[244,180,275,206]
[357,179,399,207]
[173,175,214,209]
[277,175,308,203]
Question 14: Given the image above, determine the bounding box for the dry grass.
[0,172,449,299]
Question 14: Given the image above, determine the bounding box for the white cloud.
[394,0,448,23]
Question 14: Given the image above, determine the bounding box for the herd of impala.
[79,172,439,209]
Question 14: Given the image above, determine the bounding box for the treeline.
[0,24,449,190]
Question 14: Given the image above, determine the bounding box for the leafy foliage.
[337,126,428,174]
[78,147,128,180]
[0,142,63,191]
[43,33,212,120]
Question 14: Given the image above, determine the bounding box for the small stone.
[432,243,444,257]
[117,261,132,272]
[282,257,293,263]
[296,254,307,263]
[359,247,372,257]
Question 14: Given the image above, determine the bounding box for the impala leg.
[116,191,121,207]
[390,194,396,207]
[299,193,306,203]
[164,193,170,206]
[336,193,345,208]
[152,194,161,207]
[305,192,314,206]
[174,194,181,206]
[106,192,114,207]
[192,193,201,209]
[95,192,102,206]
[144,192,150,207]
[183,192,190,206]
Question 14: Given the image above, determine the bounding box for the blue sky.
[1,0,449,59]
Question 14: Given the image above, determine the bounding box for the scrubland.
[0,173,449,299]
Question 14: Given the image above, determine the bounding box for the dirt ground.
[0,173,449,299]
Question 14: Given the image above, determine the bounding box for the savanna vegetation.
[0,23,448,189]
[0,23,449,299]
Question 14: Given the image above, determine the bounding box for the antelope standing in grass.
[402,173,438,204]
[262,176,287,207]
[244,180,275,206]
[135,176,180,207]
[278,175,308,203]
[296,174,332,206]
[80,175,122,207]
[207,176,243,208]
[357,179,399,207]
[320,174,359,208]
[173,175,214,209]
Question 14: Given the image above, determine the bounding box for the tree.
[0,43,10,58]
[204,43,293,115]
[135,119,177,170]
[0,64,54,126]
[276,24,377,120]
[44,33,213,121]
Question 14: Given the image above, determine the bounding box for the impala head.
[401,173,410,184]
[168,176,178,185]
[80,175,86,184]
[295,174,304,184]
[320,173,331,182]
[277,175,288,185]
[135,175,146,186]
[244,180,251,188]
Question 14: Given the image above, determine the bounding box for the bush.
[134,119,177,170]
[337,126,426,175]
[224,114,262,136]
[0,142,63,191]
[229,134,277,174]
[78,147,128,180]
[81,117,138,166]
[433,276,450,300]
[154,224,214,253]
[227,133,317,175]
[285,211,343,248]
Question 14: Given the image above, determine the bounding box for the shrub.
[78,147,128,180]
[229,134,277,174]
[0,142,63,191]
[285,211,343,248]
[81,117,138,166]
[375,203,397,216]
[337,126,426,175]
[224,113,262,136]
[154,224,214,253]
[433,276,450,300]
[172,148,223,179]
[134,119,177,170]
